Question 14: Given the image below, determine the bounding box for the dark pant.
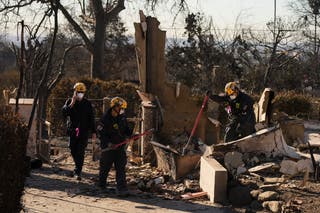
[99,148,127,191]
[224,122,255,143]
[69,136,88,175]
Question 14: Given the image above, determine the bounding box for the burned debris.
[3,9,320,213]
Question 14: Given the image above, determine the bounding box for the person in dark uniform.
[207,82,256,142]
[97,97,132,196]
[62,82,96,180]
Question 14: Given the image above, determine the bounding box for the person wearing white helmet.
[62,82,96,180]
[207,82,256,142]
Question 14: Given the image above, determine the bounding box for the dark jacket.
[98,108,132,149]
[62,98,96,138]
[209,91,256,126]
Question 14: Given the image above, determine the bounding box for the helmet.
[73,82,86,93]
[110,97,127,109]
[224,82,238,96]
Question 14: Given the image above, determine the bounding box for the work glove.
[107,142,117,150]
[206,90,212,96]
[130,134,140,141]
[236,123,244,135]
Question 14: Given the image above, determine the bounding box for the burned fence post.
[141,100,157,163]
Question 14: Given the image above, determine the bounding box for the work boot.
[116,188,130,197]
[75,173,82,181]
[95,182,107,189]
[73,169,82,181]
[68,171,74,177]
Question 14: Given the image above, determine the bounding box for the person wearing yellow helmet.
[110,97,127,114]
[62,82,96,180]
[224,82,238,99]
[206,81,256,142]
[96,96,132,196]
[73,82,86,93]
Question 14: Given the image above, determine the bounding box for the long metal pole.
[273,0,277,42]
[15,20,24,114]
[315,14,318,81]
[315,14,317,56]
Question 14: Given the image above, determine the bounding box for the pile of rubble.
[48,112,320,212]
[126,163,202,200]
[199,117,320,212]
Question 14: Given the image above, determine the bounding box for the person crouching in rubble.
[97,97,133,196]
[62,82,96,180]
[206,82,256,142]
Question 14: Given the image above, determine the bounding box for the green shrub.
[0,105,28,212]
[48,78,139,136]
[272,91,312,117]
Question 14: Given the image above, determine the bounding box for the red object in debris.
[182,95,209,155]
[181,191,208,200]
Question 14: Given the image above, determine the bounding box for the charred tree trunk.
[91,0,106,79]
[57,0,125,79]
[28,4,58,132]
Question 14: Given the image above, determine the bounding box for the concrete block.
[297,159,314,173]
[224,151,243,170]
[280,119,305,145]
[306,133,320,147]
[255,88,274,124]
[200,156,227,203]
[236,127,300,159]
[280,160,298,175]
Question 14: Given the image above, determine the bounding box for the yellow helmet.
[110,97,127,109]
[224,82,238,96]
[73,82,86,93]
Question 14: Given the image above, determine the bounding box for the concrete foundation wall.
[200,156,227,203]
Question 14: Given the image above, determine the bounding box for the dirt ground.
[278,179,320,212]
[21,153,234,213]
[21,136,320,213]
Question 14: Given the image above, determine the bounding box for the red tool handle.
[101,128,154,152]
[113,128,154,149]
[189,95,209,138]
[182,95,209,155]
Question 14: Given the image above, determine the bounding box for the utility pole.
[273,0,277,42]
[312,1,320,82]
[15,20,25,114]
[315,14,318,56]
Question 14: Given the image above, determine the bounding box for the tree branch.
[79,13,96,25]
[56,1,93,53]
[48,44,83,91]
[30,8,52,39]
[105,0,125,23]
[28,2,58,131]
[0,0,35,13]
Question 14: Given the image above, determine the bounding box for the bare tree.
[240,17,302,88]
[289,0,320,85]
[1,2,84,150]
[290,0,320,54]
[0,0,188,79]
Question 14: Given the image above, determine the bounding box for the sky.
[120,0,293,39]
[1,0,295,42]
